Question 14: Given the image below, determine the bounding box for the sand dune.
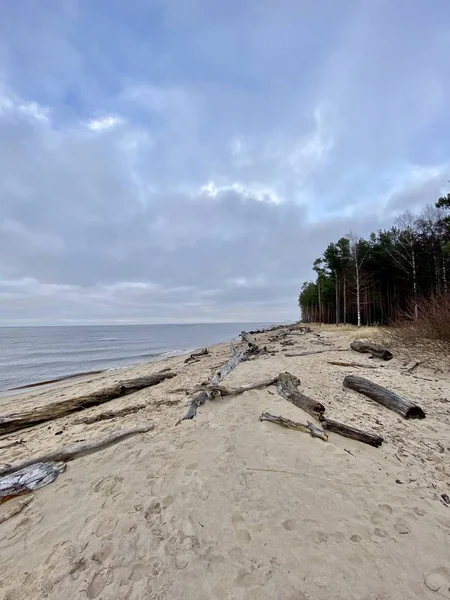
[1,327,450,599]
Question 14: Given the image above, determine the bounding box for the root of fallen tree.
[259,412,328,441]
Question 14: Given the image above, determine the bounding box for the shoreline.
[1,325,449,599]
[0,323,278,395]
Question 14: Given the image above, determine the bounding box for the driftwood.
[276,372,325,419]
[0,424,154,478]
[0,494,34,521]
[280,339,295,347]
[327,361,378,369]
[319,417,384,447]
[73,403,148,425]
[0,371,175,436]
[240,331,258,347]
[176,332,269,424]
[1,463,66,502]
[350,341,393,361]
[259,412,328,441]
[184,348,208,364]
[189,377,278,397]
[343,375,425,419]
[284,349,348,357]
[176,347,248,423]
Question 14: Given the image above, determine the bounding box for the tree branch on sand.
[0,371,175,435]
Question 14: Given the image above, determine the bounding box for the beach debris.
[259,412,328,441]
[343,375,426,419]
[184,348,209,364]
[276,372,325,420]
[350,341,393,361]
[274,372,384,447]
[319,417,384,447]
[441,493,450,506]
[280,339,295,346]
[0,424,154,478]
[176,332,270,424]
[186,377,278,397]
[0,371,175,436]
[327,360,379,369]
[1,463,65,502]
[72,403,149,425]
[405,360,421,373]
[0,493,34,522]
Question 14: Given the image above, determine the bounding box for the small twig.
[344,448,354,456]
[327,361,378,369]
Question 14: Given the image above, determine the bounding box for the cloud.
[87,115,123,131]
[0,1,449,324]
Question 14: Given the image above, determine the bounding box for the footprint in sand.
[86,568,112,599]
[232,512,251,544]
[95,516,118,538]
[193,473,210,501]
[93,475,124,497]
[424,566,450,597]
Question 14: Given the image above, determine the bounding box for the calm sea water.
[0,323,271,391]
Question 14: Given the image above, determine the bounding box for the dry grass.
[308,323,383,341]
[380,294,450,360]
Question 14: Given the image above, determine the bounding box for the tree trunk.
[412,247,418,319]
[343,375,425,419]
[277,372,325,419]
[335,271,340,325]
[319,417,383,447]
[356,266,361,327]
[343,276,347,325]
[443,251,448,293]
[0,371,176,436]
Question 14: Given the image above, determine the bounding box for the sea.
[0,322,273,392]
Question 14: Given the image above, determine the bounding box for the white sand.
[1,328,450,599]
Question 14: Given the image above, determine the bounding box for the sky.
[0,0,449,325]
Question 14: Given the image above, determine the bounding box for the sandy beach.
[1,325,450,600]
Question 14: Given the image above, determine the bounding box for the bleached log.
[1,463,65,502]
[0,371,175,435]
[259,412,328,441]
[0,424,154,478]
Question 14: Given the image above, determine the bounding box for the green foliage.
[299,197,450,325]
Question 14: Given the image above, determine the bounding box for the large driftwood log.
[0,424,154,478]
[1,463,66,502]
[0,371,175,436]
[319,417,384,447]
[176,347,248,424]
[259,412,328,441]
[176,333,268,424]
[277,372,325,419]
[343,375,425,419]
[350,341,393,361]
